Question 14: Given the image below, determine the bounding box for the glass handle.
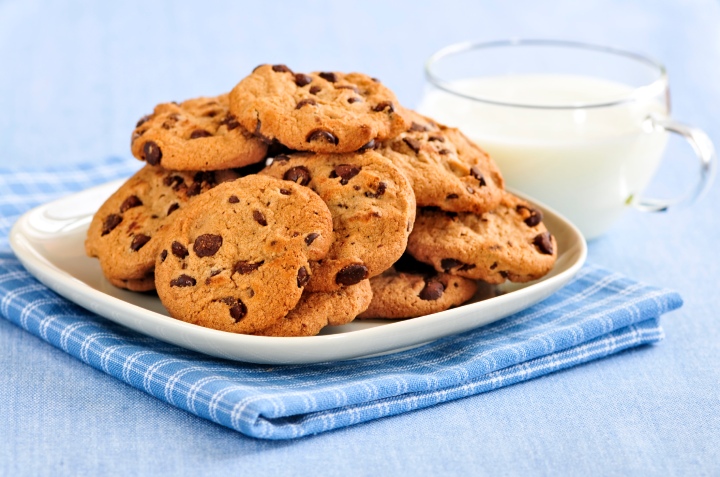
[633,116,717,212]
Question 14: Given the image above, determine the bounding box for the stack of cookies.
[85,64,557,337]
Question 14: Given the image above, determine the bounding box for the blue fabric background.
[1,0,719,475]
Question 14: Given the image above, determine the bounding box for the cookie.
[229,64,409,153]
[131,93,268,170]
[154,175,334,334]
[253,280,372,337]
[358,255,477,319]
[407,192,557,283]
[377,111,504,214]
[107,275,156,292]
[260,150,416,292]
[85,166,238,290]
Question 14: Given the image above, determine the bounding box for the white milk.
[418,75,669,239]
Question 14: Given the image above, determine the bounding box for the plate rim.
[9,180,587,364]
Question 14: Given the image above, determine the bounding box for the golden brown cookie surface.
[260,150,416,292]
[377,111,504,214]
[254,280,372,337]
[131,94,268,170]
[229,65,409,153]
[154,175,334,334]
[358,255,476,319]
[85,166,236,289]
[407,192,557,283]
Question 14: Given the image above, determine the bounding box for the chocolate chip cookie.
[154,175,334,334]
[85,166,237,290]
[377,111,504,214]
[253,280,372,337]
[131,94,268,170]
[358,255,477,319]
[229,64,409,153]
[260,150,416,292]
[407,192,557,283]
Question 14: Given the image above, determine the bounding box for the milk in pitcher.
[418,74,669,239]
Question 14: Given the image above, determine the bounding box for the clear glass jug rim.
[424,39,668,110]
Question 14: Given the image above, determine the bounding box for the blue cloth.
[0,158,682,439]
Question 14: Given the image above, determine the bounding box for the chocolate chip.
[120,195,143,212]
[294,73,312,87]
[347,97,361,104]
[167,203,179,216]
[470,166,486,186]
[186,182,202,197]
[305,233,319,245]
[253,210,267,226]
[419,280,445,301]
[130,234,151,251]
[283,166,312,186]
[335,264,368,286]
[439,149,450,155]
[409,122,428,132]
[170,274,196,287]
[279,188,291,195]
[171,241,188,259]
[229,300,247,322]
[220,113,240,130]
[194,234,223,257]
[101,214,122,236]
[440,258,464,271]
[190,129,212,139]
[319,72,337,82]
[160,250,168,262]
[365,181,386,198]
[228,195,239,204]
[489,262,498,270]
[403,137,422,154]
[533,232,554,255]
[163,175,184,190]
[371,77,380,83]
[428,134,444,142]
[193,171,216,186]
[272,64,293,73]
[499,271,509,279]
[309,86,321,95]
[296,98,317,109]
[446,193,459,199]
[332,164,361,185]
[143,141,162,165]
[233,260,263,275]
[297,266,310,288]
[372,101,394,113]
[306,129,339,145]
[136,115,151,128]
[517,205,543,227]
[358,139,376,151]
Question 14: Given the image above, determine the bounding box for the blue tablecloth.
[2,0,719,475]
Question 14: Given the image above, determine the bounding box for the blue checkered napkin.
[0,158,683,440]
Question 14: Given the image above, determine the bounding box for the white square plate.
[9,180,586,364]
